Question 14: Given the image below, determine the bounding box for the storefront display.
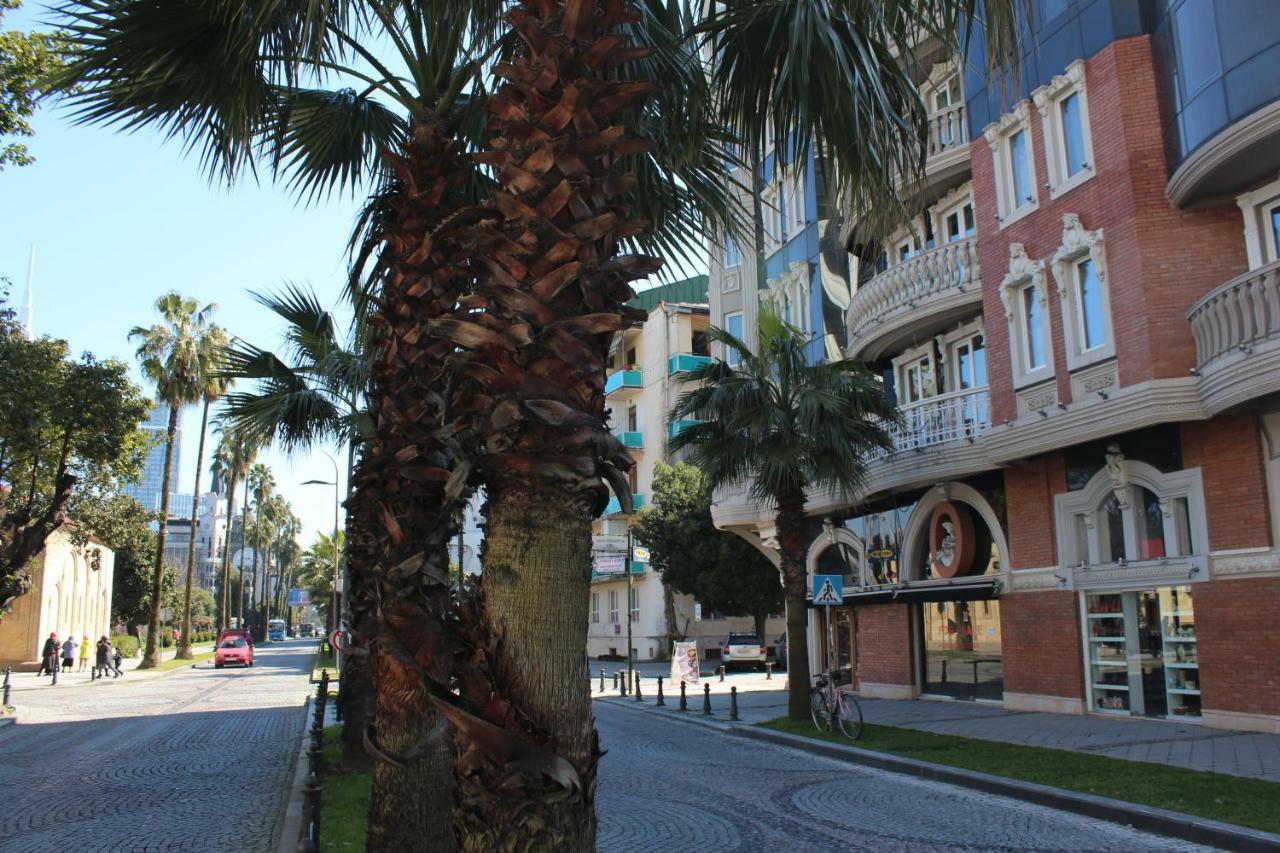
[1083,585,1199,720]
[921,599,1003,701]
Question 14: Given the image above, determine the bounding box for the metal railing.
[927,103,968,159]
[1188,260,1280,368]
[872,388,991,459]
[847,237,980,343]
[300,670,330,853]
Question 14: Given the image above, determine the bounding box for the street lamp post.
[302,449,341,668]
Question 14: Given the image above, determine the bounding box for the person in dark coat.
[95,636,112,678]
[111,645,123,677]
[39,633,59,675]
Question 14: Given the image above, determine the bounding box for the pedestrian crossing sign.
[812,574,844,605]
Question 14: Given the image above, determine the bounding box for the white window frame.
[1236,175,1280,270]
[608,589,619,623]
[782,169,806,238]
[983,100,1039,229]
[629,589,639,623]
[590,592,600,624]
[941,317,988,391]
[999,243,1055,389]
[1050,213,1114,371]
[892,340,938,405]
[723,233,742,269]
[762,183,783,252]
[724,311,744,366]
[1033,60,1096,200]
[936,190,976,244]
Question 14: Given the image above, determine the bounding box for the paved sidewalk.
[4,641,217,700]
[592,677,1280,783]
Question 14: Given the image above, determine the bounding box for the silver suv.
[720,633,767,671]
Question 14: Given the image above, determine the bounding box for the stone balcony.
[924,103,970,187]
[846,237,982,361]
[1188,259,1280,415]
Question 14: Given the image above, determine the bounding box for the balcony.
[872,388,991,460]
[590,561,646,582]
[846,237,982,361]
[668,353,712,375]
[668,419,700,438]
[613,430,644,450]
[1188,259,1280,415]
[924,103,970,186]
[605,369,643,399]
[603,493,645,517]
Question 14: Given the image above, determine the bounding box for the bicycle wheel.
[809,690,832,732]
[834,695,863,740]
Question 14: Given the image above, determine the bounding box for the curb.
[277,696,313,853]
[597,697,1280,853]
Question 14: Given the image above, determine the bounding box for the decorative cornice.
[998,243,1047,320]
[1004,566,1064,592]
[983,99,1031,150]
[1031,59,1085,117]
[1210,549,1280,579]
[1167,97,1280,206]
[1050,214,1105,299]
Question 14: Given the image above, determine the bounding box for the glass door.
[1160,586,1201,719]
[1086,593,1130,713]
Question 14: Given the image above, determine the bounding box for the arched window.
[806,522,866,591]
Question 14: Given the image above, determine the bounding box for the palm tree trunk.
[218,472,238,632]
[250,519,260,638]
[775,498,813,720]
[338,464,375,772]
[238,490,248,628]
[178,398,211,658]
[140,404,179,669]
[462,484,597,851]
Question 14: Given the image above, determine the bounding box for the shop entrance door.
[1084,586,1199,719]
[919,599,1003,701]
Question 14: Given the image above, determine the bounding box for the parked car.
[773,633,787,671]
[298,623,315,638]
[720,633,767,671]
[214,629,255,669]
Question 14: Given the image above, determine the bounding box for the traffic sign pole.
[626,524,633,681]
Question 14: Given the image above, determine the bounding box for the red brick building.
[708,1,1280,734]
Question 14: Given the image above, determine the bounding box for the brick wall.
[1195,577,1280,717]
[854,602,913,686]
[1002,453,1067,568]
[973,36,1247,425]
[999,590,1084,701]
[1182,413,1272,552]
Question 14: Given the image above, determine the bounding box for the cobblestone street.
[0,640,315,853]
[594,701,1219,853]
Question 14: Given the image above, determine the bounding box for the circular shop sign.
[929,501,976,579]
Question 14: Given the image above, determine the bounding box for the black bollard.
[599,668,605,693]
[730,686,740,721]
[656,676,665,706]
[51,662,58,686]
[612,671,619,691]
[633,672,642,702]
[703,683,712,715]
[304,772,322,851]
[766,662,773,680]
[2,667,10,706]
[678,680,687,711]
[620,670,628,697]
[718,666,725,683]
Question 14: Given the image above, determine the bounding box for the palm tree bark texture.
[443,1,660,848]
[775,499,817,720]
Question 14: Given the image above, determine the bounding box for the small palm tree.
[669,310,898,720]
[129,292,216,669]
[177,324,228,659]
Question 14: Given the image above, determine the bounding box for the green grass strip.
[759,717,1280,834]
[313,646,338,683]
[321,724,371,851]
[155,650,215,671]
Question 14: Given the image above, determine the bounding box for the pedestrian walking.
[61,636,79,672]
[39,633,58,676]
[79,634,92,671]
[95,636,112,679]
[112,645,123,677]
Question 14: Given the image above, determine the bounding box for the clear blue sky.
[3,5,361,545]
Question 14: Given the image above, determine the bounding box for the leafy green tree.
[1,295,151,613]
[129,291,217,668]
[670,310,897,720]
[633,462,782,641]
[0,0,62,170]
[297,529,342,622]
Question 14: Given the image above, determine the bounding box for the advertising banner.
[289,589,312,607]
[671,641,700,685]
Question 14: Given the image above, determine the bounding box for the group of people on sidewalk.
[38,633,123,679]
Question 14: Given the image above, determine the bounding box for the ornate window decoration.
[999,243,1055,389]
[1032,59,1095,199]
[983,100,1039,228]
[1050,214,1114,371]
[806,518,867,589]
[1053,447,1209,590]
[766,261,811,334]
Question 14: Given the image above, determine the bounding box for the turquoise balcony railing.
[604,369,643,396]
[603,493,645,516]
[590,561,646,581]
[668,354,712,375]
[668,419,701,438]
[613,431,644,449]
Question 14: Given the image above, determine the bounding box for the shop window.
[1051,214,1114,371]
[984,101,1039,228]
[920,600,1003,701]
[1033,60,1095,199]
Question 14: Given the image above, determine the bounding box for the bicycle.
[810,672,863,739]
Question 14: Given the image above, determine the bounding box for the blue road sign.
[812,574,844,605]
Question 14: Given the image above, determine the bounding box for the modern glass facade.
[123,401,182,515]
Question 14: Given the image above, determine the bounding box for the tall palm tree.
[246,463,275,637]
[211,422,256,632]
[129,292,216,669]
[670,309,898,719]
[177,324,229,659]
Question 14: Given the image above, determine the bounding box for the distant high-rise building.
[125,401,182,515]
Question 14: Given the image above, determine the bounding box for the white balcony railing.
[927,103,968,160]
[1188,259,1280,368]
[847,237,980,345]
[872,388,991,459]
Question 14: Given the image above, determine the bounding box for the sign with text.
[593,556,626,575]
[671,641,700,685]
[812,574,844,606]
[289,589,312,607]
[632,546,651,564]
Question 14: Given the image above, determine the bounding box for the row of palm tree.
[58,1,1027,848]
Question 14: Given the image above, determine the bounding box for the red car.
[214,630,255,668]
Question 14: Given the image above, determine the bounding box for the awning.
[806,576,999,608]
